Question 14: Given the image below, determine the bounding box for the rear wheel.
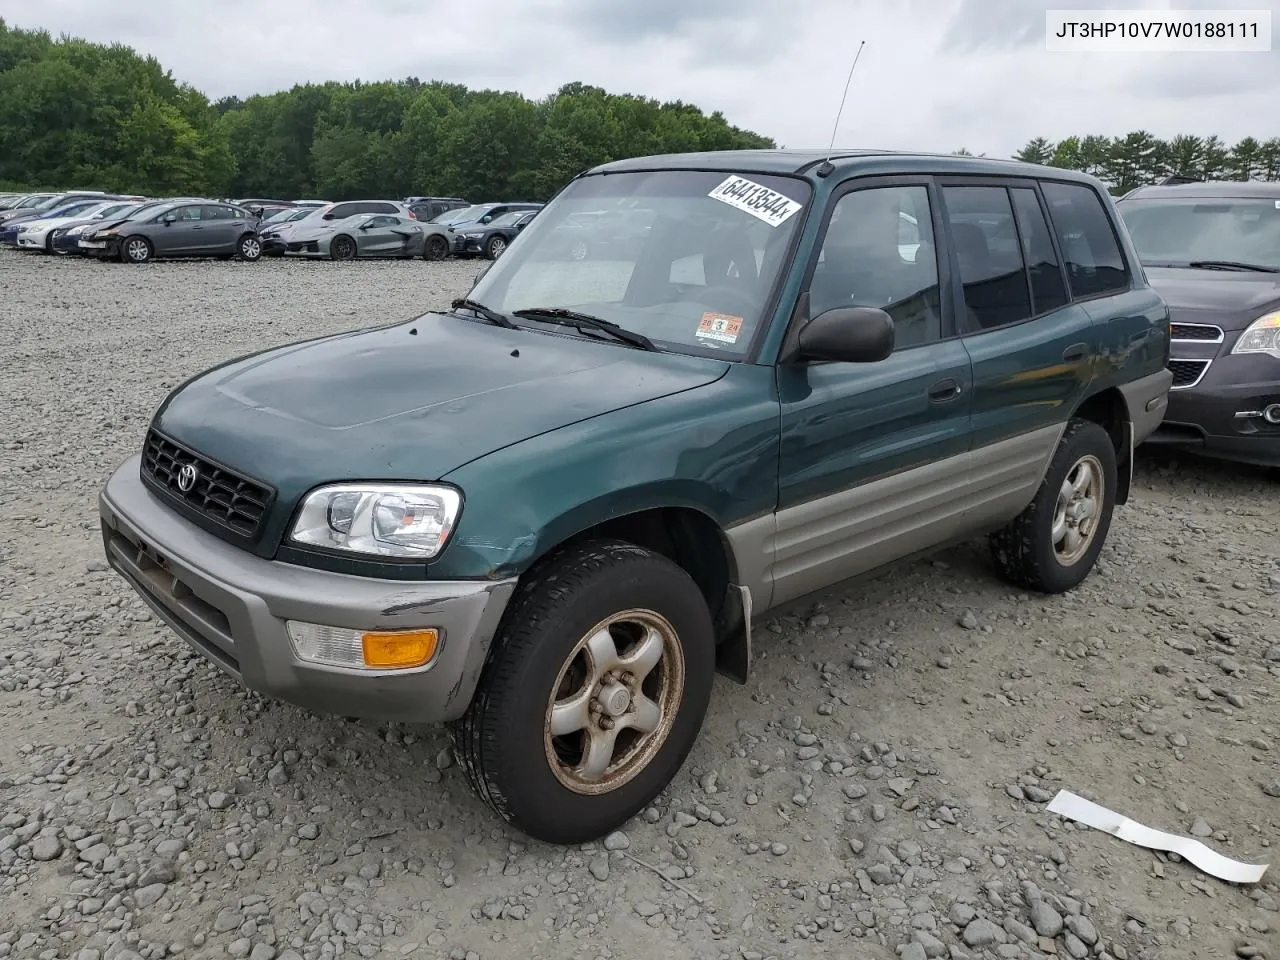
[989,418,1117,594]
[423,234,449,261]
[121,236,152,264]
[452,540,715,844]
[237,234,262,261]
[485,235,507,260]
[330,234,356,261]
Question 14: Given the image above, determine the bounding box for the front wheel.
[989,418,1117,594]
[330,234,357,261]
[484,235,507,260]
[452,540,715,844]
[121,236,152,264]
[237,234,262,261]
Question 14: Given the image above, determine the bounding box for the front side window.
[1040,181,1130,297]
[467,169,811,360]
[1117,195,1280,271]
[810,185,942,349]
[943,185,1034,331]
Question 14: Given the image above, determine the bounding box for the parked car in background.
[1117,179,1280,467]
[293,200,330,208]
[453,209,537,259]
[406,196,469,222]
[70,198,202,256]
[49,201,149,254]
[97,149,1170,844]
[2,198,110,247]
[439,202,545,255]
[284,212,451,260]
[16,199,142,252]
[0,191,111,225]
[0,193,59,221]
[85,200,264,263]
[256,207,314,256]
[542,208,658,261]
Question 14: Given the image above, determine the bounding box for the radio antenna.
[816,40,866,178]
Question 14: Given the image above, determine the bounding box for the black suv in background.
[1117,181,1280,468]
[406,196,469,221]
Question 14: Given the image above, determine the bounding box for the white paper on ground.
[1047,789,1269,884]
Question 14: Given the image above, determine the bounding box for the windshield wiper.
[1186,260,1280,274]
[450,297,518,328]
[511,307,658,351]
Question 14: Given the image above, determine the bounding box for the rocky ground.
[0,251,1277,960]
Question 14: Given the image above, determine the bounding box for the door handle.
[928,378,963,402]
[1063,342,1090,362]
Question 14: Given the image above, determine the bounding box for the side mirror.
[479,215,493,224]
[322,213,336,220]
[162,214,176,225]
[796,306,895,363]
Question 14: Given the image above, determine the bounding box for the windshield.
[261,208,298,224]
[432,204,488,224]
[466,169,811,360]
[1118,196,1280,270]
[96,203,138,219]
[46,201,102,219]
[488,212,527,227]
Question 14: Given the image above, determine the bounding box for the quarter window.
[809,185,943,349]
[1039,181,1130,298]
[943,185,1033,332]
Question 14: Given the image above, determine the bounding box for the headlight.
[462,232,485,238]
[17,226,29,233]
[290,484,461,559]
[67,225,87,236]
[1232,312,1280,359]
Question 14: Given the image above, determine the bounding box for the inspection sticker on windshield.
[708,176,802,227]
[697,312,743,344]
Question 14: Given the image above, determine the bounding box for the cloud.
[2,0,1278,160]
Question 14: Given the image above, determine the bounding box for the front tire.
[484,235,507,260]
[330,234,356,261]
[989,418,1117,594]
[237,233,262,261]
[452,540,715,844]
[121,236,152,264]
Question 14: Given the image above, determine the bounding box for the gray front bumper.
[99,455,516,723]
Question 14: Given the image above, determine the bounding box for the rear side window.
[1039,181,1130,298]
[1010,188,1069,315]
[942,185,1034,332]
[368,202,397,214]
[329,203,357,218]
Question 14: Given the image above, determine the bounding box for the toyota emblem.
[176,463,199,493]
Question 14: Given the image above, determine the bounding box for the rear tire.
[121,236,152,264]
[989,419,1117,594]
[451,539,715,844]
[423,234,449,261]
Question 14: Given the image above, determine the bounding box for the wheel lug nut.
[599,717,614,730]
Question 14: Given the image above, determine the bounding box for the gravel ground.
[0,250,1278,960]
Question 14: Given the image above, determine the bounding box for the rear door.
[935,177,1098,530]
[773,177,975,608]
[199,205,243,251]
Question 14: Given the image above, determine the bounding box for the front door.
[773,179,974,609]
[156,204,203,255]
[936,179,1100,531]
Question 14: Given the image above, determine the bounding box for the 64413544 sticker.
[707,176,803,227]
[697,312,743,344]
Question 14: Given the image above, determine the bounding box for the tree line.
[0,19,773,202]
[1010,133,1280,194]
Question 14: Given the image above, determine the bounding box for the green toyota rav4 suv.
[99,150,1172,843]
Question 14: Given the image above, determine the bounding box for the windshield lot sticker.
[708,176,802,227]
[697,312,743,344]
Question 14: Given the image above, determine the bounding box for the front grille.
[141,429,273,538]
[1168,358,1211,389]
[1170,322,1224,342]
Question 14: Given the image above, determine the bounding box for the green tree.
[1014,137,1054,164]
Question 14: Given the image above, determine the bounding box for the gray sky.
[3,0,1277,157]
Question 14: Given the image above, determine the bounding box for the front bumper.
[16,233,47,250]
[99,456,517,723]
[1143,354,1280,467]
[284,240,322,256]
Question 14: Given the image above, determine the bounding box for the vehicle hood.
[153,311,730,496]
[1144,266,1280,330]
